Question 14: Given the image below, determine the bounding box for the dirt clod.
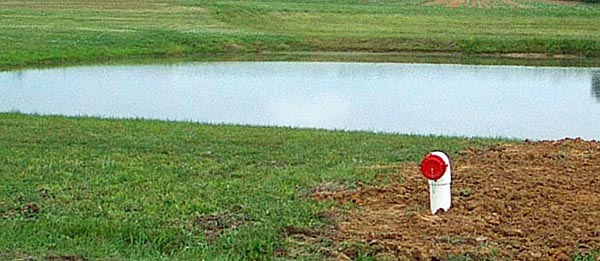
[313,138,600,259]
[193,206,248,241]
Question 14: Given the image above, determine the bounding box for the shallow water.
[1,62,599,140]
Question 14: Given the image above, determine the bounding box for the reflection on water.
[1,62,599,140]
[593,72,600,102]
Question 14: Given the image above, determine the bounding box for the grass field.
[2,0,600,259]
[0,113,510,259]
[1,0,599,70]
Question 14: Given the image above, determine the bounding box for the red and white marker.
[420,151,452,214]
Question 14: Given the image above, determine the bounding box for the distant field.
[1,0,599,70]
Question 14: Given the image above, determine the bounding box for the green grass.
[1,0,600,70]
[0,113,511,259]
[1,0,599,259]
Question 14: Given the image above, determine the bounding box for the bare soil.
[422,0,574,8]
[312,138,600,260]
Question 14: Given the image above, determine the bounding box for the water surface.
[1,62,599,140]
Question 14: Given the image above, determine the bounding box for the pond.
[1,62,599,140]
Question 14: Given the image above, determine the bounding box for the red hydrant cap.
[420,154,447,181]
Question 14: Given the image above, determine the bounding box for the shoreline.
[2,50,599,72]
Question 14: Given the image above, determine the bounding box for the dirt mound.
[313,138,600,260]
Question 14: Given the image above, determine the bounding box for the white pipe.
[427,151,452,214]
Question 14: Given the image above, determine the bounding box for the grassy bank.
[1,0,600,70]
[0,113,510,259]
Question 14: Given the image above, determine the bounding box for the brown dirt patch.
[422,0,570,8]
[447,0,465,8]
[313,138,600,260]
[191,205,248,241]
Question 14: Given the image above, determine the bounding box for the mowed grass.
[1,0,600,70]
[0,113,510,259]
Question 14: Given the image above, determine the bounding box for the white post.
[421,151,452,214]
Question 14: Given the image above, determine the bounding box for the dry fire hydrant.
[420,151,452,214]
